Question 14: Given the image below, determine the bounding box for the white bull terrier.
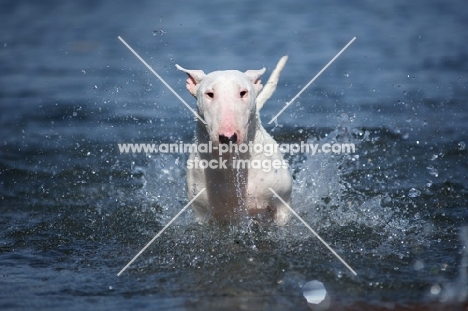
[176,56,291,226]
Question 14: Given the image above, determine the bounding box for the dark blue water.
[1,0,468,310]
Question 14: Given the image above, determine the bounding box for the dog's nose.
[219,133,237,144]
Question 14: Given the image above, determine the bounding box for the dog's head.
[176,65,265,145]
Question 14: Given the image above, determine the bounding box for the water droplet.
[408,188,420,198]
[72,112,77,117]
[81,70,86,74]
[414,260,424,270]
[93,85,98,89]
[153,29,167,36]
[458,141,466,151]
[426,166,439,177]
[302,280,330,309]
[430,283,441,295]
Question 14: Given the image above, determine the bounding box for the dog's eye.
[240,91,247,98]
[206,92,214,98]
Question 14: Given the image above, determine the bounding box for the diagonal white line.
[117,36,207,125]
[268,188,357,276]
[268,37,356,124]
[117,188,206,276]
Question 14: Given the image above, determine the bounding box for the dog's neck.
[194,112,260,224]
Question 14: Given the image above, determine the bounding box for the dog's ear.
[244,68,266,94]
[175,64,205,97]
